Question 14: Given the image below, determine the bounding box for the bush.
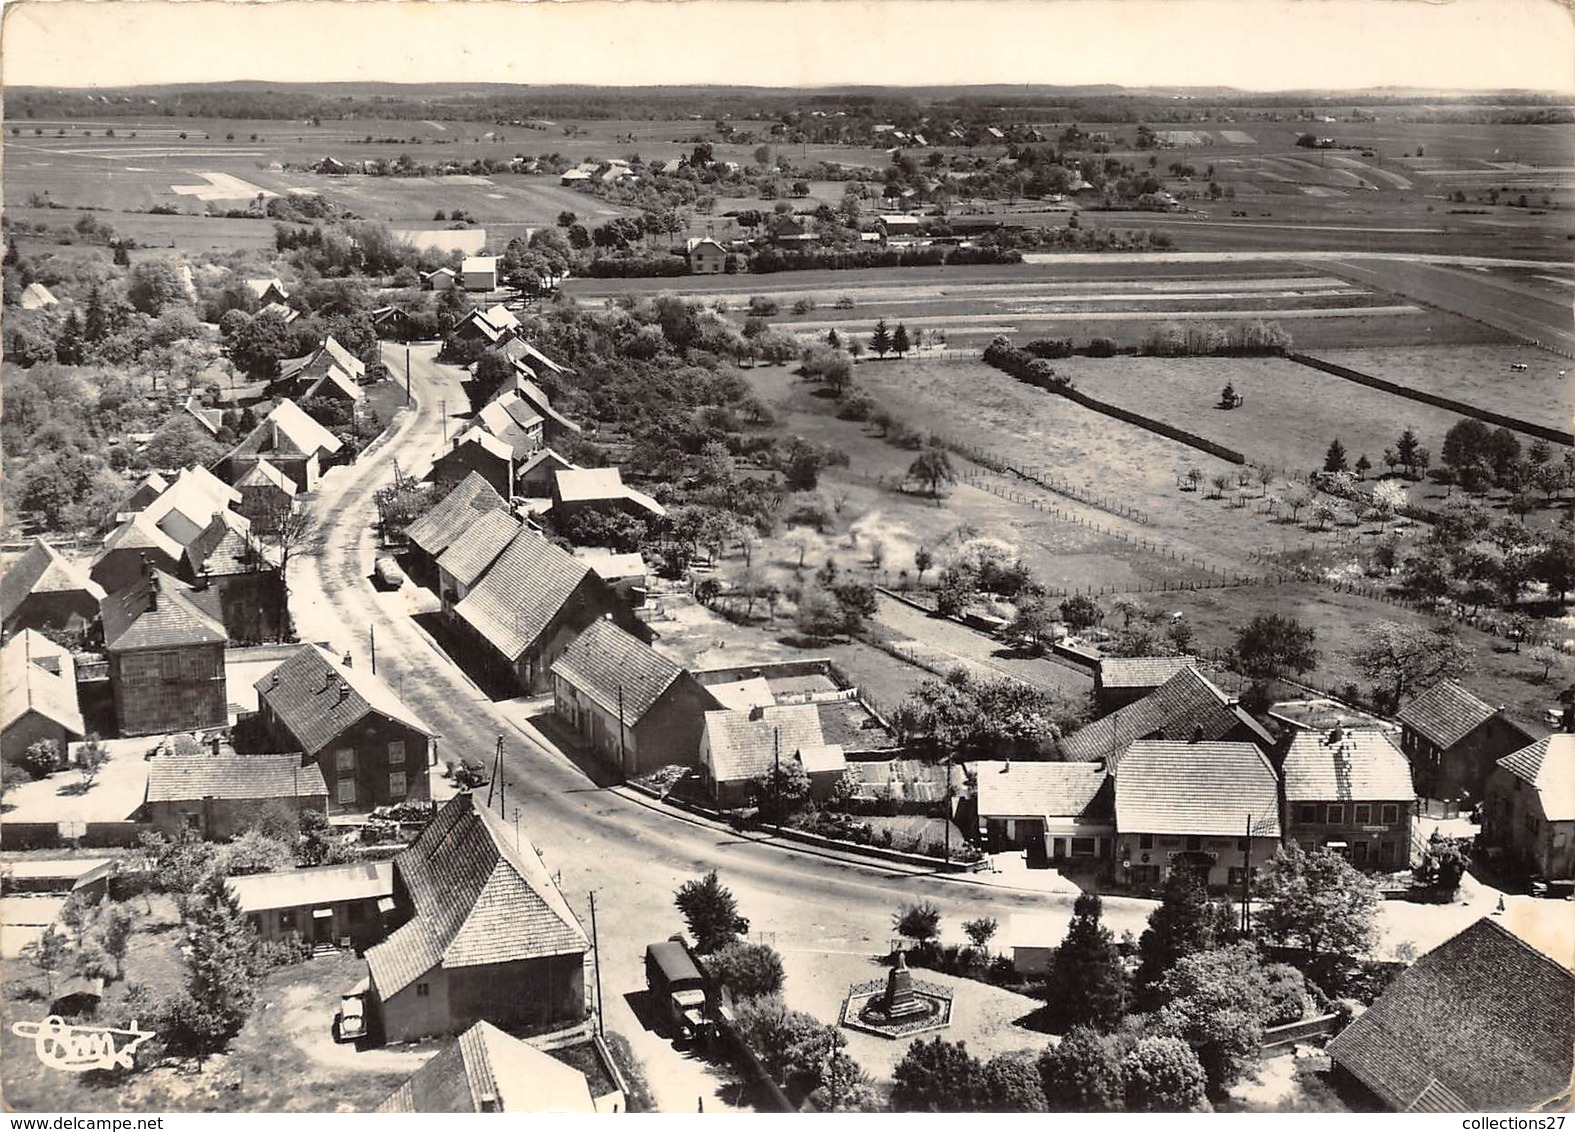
[255,937,313,972]
[1122,1036,1208,1112]
[19,738,61,779]
[701,940,785,999]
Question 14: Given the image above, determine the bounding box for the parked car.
[375,556,404,590]
[334,991,367,1043]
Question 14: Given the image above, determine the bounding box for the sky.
[2,0,1573,94]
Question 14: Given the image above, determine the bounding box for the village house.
[1327,917,1573,1111]
[573,548,648,606]
[422,267,458,291]
[517,449,579,500]
[229,860,394,952]
[1113,739,1282,891]
[876,214,924,241]
[508,376,581,445]
[1482,733,1575,882]
[118,471,171,519]
[436,509,524,613]
[0,537,106,639]
[448,305,517,349]
[473,390,546,460]
[768,215,817,248]
[402,471,509,586]
[364,793,590,1043]
[101,569,228,738]
[1397,679,1538,805]
[221,399,344,492]
[244,277,291,305]
[699,703,845,807]
[377,1020,599,1114]
[550,619,721,777]
[254,644,434,813]
[1060,664,1275,768]
[686,237,728,274]
[232,457,298,533]
[276,336,367,401]
[1,631,85,763]
[141,748,328,840]
[257,301,299,326]
[183,394,226,437]
[133,465,243,549]
[461,255,500,292]
[429,426,517,500]
[179,510,286,643]
[451,526,634,695]
[90,514,187,596]
[19,282,59,310]
[1281,728,1416,871]
[973,760,1114,864]
[551,467,667,526]
[370,305,415,341]
[1094,655,1199,713]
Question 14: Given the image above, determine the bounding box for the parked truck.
[644,939,714,1043]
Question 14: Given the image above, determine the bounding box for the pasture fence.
[934,434,1154,525]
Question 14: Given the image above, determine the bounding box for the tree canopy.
[674,870,750,954]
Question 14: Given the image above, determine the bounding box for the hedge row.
[750,244,1024,274]
[582,256,693,278]
[982,337,1249,465]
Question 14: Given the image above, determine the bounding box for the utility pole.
[369,624,376,675]
[773,727,782,834]
[1241,811,1253,936]
[405,346,412,407]
[588,891,605,1037]
[499,771,506,819]
[616,685,626,778]
[486,734,503,807]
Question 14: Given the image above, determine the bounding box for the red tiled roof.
[550,619,688,726]
[1397,680,1498,749]
[1113,740,1281,838]
[404,472,508,559]
[255,644,431,756]
[1061,666,1273,766]
[1327,918,1574,1111]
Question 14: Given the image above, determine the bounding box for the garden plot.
[1216,130,1258,145]
[171,170,278,200]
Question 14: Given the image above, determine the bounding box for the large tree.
[701,940,785,1000]
[870,318,893,359]
[1347,620,1476,711]
[674,870,749,954]
[1152,942,1272,1096]
[981,1052,1048,1112]
[891,1037,986,1112]
[1233,613,1319,682]
[182,872,260,1053]
[1253,843,1380,973]
[908,445,957,498]
[1134,869,1229,1007]
[1046,893,1127,1032]
[1122,1037,1208,1112]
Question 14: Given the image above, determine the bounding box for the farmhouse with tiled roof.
[435,508,523,613]
[1113,739,1281,890]
[1094,655,1200,712]
[1281,728,1416,870]
[0,537,106,638]
[1327,917,1573,1111]
[1483,733,1575,882]
[254,644,433,812]
[91,514,187,595]
[232,457,298,532]
[221,399,344,492]
[1,631,85,762]
[699,703,845,807]
[429,426,517,501]
[403,471,509,585]
[550,619,720,777]
[973,760,1113,862]
[141,749,328,840]
[101,568,228,737]
[473,391,545,461]
[179,510,286,643]
[1061,665,1273,767]
[364,792,589,1042]
[1397,679,1538,804]
[552,467,667,524]
[378,1020,597,1113]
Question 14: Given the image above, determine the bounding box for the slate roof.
[0,631,84,738]
[1497,734,1575,823]
[229,860,393,915]
[1060,666,1273,766]
[550,619,689,726]
[703,704,825,784]
[1098,655,1199,690]
[1282,729,1416,804]
[974,760,1112,821]
[145,752,327,804]
[436,509,523,589]
[1327,918,1574,1112]
[255,644,432,756]
[0,539,105,624]
[234,457,298,497]
[1397,680,1500,750]
[377,1020,595,1114]
[364,793,588,997]
[1113,740,1282,838]
[101,570,226,652]
[404,472,508,559]
[453,527,595,662]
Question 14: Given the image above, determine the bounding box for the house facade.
[698,703,844,808]
[1,632,85,762]
[461,256,499,292]
[101,570,228,738]
[0,538,106,639]
[255,644,434,812]
[435,509,523,614]
[233,458,298,533]
[221,400,343,492]
[229,860,394,951]
[1282,728,1417,871]
[142,750,328,840]
[973,760,1114,864]
[428,427,516,501]
[1482,733,1575,882]
[1397,680,1537,804]
[687,238,728,274]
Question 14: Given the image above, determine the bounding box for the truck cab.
[645,939,714,1044]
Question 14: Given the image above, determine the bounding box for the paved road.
[289,342,1144,1111]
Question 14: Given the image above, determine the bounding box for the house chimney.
[270,671,281,689]
[146,569,160,610]
[321,668,337,694]
[1190,725,1204,744]
[342,651,353,668]
[748,704,767,722]
[211,734,222,757]
[338,680,351,703]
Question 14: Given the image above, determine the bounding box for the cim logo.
[11,1017,157,1072]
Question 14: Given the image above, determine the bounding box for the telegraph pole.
[588,891,605,1037]
[369,624,376,675]
[616,685,626,778]
[773,727,782,834]
[405,346,412,407]
[1241,812,1253,935]
[486,734,503,806]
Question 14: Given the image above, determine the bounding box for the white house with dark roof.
[1483,733,1575,882]
[550,619,717,777]
[221,399,344,491]
[254,644,433,812]
[1,631,85,763]
[699,703,844,807]
[1113,739,1281,891]
[1397,679,1537,804]
[364,793,589,1042]
[1281,728,1416,870]
[973,759,1113,862]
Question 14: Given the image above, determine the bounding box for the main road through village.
[287,342,1116,1110]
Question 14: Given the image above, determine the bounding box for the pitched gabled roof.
[244,277,289,300]
[441,426,515,466]
[183,510,277,577]
[1397,680,1500,749]
[404,472,508,559]
[101,570,227,652]
[145,752,327,804]
[554,467,667,519]
[703,704,825,784]
[365,794,587,997]
[304,363,364,403]
[0,631,84,738]
[462,256,500,276]
[1283,729,1416,803]
[320,336,367,379]
[257,301,299,324]
[512,375,581,434]
[1060,666,1273,766]
[550,619,689,726]
[93,513,186,572]
[234,457,298,497]
[142,472,246,550]
[377,1020,595,1113]
[0,539,105,624]
[1327,918,1574,1112]
[228,399,344,463]
[453,528,595,662]
[518,447,576,478]
[1497,734,1575,822]
[255,644,432,756]
[1098,655,1199,691]
[1113,740,1281,838]
[436,509,523,588]
[475,395,545,456]
[20,282,59,309]
[974,760,1112,821]
[481,303,520,332]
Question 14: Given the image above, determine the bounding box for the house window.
[338,778,356,806]
[1352,841,1370,865]
[1139,834,1154,850]
[1297,804,1319,824]
[388,740,406,767]
[1326,804,1344,826]
[1378,840,1397,865]
[389,771,406,800]
[1353,804,1372,825]
[279,911,295,930]
[335,748,355,775]
[1380,804,1400,824]
[1185,836,1202,852]
[416,983,430,998]
[1070,837,1096,857]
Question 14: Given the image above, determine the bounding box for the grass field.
[1314,344,1575,431]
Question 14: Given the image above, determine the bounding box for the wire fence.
[935,434,1153,524]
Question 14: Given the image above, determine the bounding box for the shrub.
[1122,1036,1208,1112]
[19,738,61,779]
[702,940,785,999]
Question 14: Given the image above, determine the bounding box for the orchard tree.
[674,870,750,954]
[914,545,934,584]
[1060,593,1104,633]
[908,445,957,498]
[29,925,68,998]
[1233,613,1318,682]
[1347,620,1475,711]
[1354,453,1372,480]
